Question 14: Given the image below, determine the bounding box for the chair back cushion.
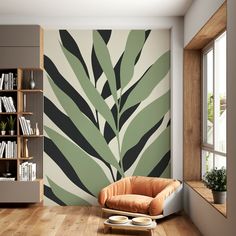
[131,176,176,197]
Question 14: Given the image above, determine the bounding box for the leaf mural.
[120,30,145,90]
[93,30,117,104]
[59,30,89,78]
[44,55,97,126]
[121,91,170,158]
[44,29,170,205]
[121,50,170,114]
[47,74,123,175]
[92,30,112,83]
[60,43,117,132]
[133,126,170,176]
[47,177,90,205]
[45,126,111,196]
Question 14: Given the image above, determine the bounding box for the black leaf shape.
[98,30,112,44]
[122,116,164,172]
[59,30,89,78]
[44,97,116,182]
[145,30,151,40]
[44,55,97,126]
[45,137,94,196]
[119,103,140,130]
[148,151,170,177]
[92,30,112,83]
[44,185,66,206]
[116,168,122,181]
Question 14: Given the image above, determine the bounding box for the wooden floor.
[0,206,201,236]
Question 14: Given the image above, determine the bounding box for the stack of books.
[19,116,33,135]
[19,162,36,181]
[0,96,16,112]
[0,73,17,90]
[0,141,17,158]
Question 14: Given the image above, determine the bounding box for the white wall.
[0,16,184,181]
[184,1,236,235]
[184,0,224,46]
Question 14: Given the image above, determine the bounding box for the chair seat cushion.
[106,194,153,214]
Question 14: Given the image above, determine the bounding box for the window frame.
[201,31,227,177]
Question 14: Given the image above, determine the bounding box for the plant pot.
[212,190,226,204]
[1,131,6,135]
[9,130,15,135]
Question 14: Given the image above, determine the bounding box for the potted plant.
[7,115,16,135]
[0,121,7,135]
[204,167,227,204]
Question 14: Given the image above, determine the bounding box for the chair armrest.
[98,177,132,207]
[149,180,181,216]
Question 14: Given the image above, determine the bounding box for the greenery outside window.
[202,31,227,178]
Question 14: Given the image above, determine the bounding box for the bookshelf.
[0,68,43,203]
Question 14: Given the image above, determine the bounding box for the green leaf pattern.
[44,30,170,205]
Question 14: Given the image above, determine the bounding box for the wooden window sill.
[185,181,226,217]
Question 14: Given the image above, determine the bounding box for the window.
[202,32,227,178]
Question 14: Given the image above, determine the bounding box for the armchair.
[98,176,182,219]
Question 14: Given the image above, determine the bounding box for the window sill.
[185,181,226,217]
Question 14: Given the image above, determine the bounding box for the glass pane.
[202,151,213,178]
[215,155,226,169]
[215,32,227,153]
[203,49,214,145]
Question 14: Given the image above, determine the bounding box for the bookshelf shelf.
[0,67,43,203]
[0,112,17,115]
[0,90,17,92]
[19,157,33,160]
[20,89,43,93]
[20,135,43,138]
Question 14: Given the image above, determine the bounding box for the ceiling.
[0,0,193,17]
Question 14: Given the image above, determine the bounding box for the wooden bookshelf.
[0,67,43,203]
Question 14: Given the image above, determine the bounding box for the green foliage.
[204,167,227,191]
[0,121,7,131]
[7,115,16,130]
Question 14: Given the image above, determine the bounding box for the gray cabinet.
[0,25,43,68]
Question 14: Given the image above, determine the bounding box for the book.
[19,162,36,181]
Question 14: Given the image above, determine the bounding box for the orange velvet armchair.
[98,176,182,219]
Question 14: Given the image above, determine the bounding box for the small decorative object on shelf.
[23,94,27,112]
[29,70,35,89]
[204,167,227,204]
[2,161,12,179]
[22,138,29,158]
[0,121,7,135]
[35,122,40,135]
[7,115,16,135]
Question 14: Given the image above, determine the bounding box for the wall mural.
[44,29,170,205]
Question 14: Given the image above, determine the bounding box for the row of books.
[19,162,36,181]
[0,96,16,112]
[0,141,17,158]
[0,73,17,90]
[19,116,33,135]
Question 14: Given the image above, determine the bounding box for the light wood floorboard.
[0,206,201,236]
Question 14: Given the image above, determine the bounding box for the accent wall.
[44,29,170,205]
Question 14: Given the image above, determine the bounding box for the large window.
[202,32,227,178]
